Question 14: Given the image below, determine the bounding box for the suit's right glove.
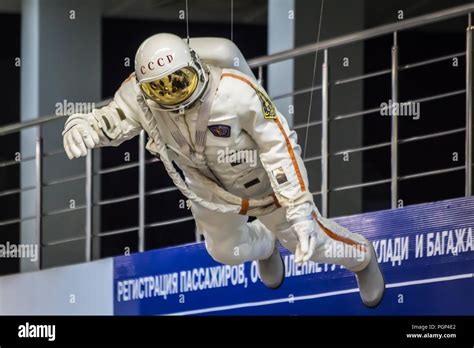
[62,114,100,159]
[286,202,317,263]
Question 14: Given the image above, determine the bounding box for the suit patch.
[208,124,231,138]
[272,167,288,185]
[255,88,277,119]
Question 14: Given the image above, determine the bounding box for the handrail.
[248,3,474,67]
[0,99,111,136]
[0,3,473,137]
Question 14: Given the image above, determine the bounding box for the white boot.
[355,243,385,308]
[257,244,285,289]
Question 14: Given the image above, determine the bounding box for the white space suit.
[63,34,384,307]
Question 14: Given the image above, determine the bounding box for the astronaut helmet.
[135,33,209,111]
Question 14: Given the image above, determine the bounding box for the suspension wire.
[303,0,325,160]
[185,0,190,43]
[231,0,234,41]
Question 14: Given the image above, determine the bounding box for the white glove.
[286,202,317,263]
[62,114,100,159]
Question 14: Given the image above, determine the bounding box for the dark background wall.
[0,13,21,275]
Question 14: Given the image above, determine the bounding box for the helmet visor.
[140,67,198,106]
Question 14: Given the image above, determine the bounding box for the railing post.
[35,134,42,270]
[466,13,473,196]
[85,149,92,262]
[391,32,399,208]
[321,49,329,217]
[138,130,146,251]
[257,66,263,85]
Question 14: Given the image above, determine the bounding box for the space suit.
[63,33,385,307]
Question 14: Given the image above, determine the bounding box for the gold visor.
[140,67,198,106]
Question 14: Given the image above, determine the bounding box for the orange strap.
[120,73,135,87]
[221,73,306,192]
[273,118,306,192]
[311,212,368,253]
[239,198,249,215]
[221,72,252,87]
[271,193,281,208]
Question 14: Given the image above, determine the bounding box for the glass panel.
[145,220,196,250]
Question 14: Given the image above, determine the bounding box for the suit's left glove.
[286,202,317,263]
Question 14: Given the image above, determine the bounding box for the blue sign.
[113,197,474,315]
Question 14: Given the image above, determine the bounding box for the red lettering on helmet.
[140,54,174,75]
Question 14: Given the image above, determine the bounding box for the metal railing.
[1,3,474,270]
